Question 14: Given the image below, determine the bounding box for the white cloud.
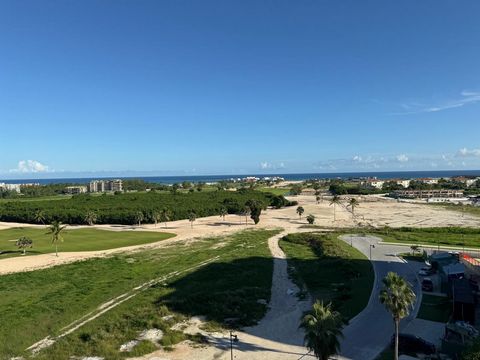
[10,160,50,173]
[259,161,285,170]
[352,155,362,162]
[393,90,480,115]
[457,147,480,158]
[396,154,409,163]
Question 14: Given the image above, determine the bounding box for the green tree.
[160,208,172,228]
[306,214,315,225]
[379,272,416,360]
[296,206,305,219]
[152,211,162,227]
[330,195,341,222]
[47,220,67,257]
[300,300,343,360]
[347,198,360,218]
[315,195,321,204]
[84,210,97,226]
[219,207,228,221]
[135,211,144,226]
[290,184,303,196]
[34,209,46,225]
[188,211,196,228]
[246,199,262,225]
[170,183,179,195]
[410,245,420,256]
[16,236,33,255]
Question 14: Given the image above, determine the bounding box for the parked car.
[418,266,435,276]
[422,277,434,292]
[390,333,436,355]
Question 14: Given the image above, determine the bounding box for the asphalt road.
[337,235,424,360]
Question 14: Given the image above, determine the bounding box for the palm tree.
[347,198,360,219]
[296,206,305,219]
[34,209,45,225]
[243,205,251,225]
[300,300,343,360]
[188,211,196,228]
[16,236,33,255]
[160,208,171,228]
[330,195,341,222]
[316,195,321,204]
[306,214,315,225]
[84,210,97,226]
[47,221,67,257]
[135,211,144,226]
[152,211,162,227]
[219,207,228,221]
[379,272,416,360]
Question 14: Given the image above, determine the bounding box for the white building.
[88,179,123,193]
[0,183,21,193]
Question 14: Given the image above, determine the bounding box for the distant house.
[418,178,439,185]
[65,186,87,194]
[361,178,385,189]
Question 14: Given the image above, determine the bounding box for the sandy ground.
[0,194,478,275]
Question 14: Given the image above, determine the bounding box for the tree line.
[0,190,293,225]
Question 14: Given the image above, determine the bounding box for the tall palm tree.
[152,211,162,227]
[219,207,228,221]
[347,198,360,219]
[379,272,416,360]
[160,208,171,228]
[84,210,97,226]
[188,211,196,228]
[47,221,67,257]
[296,206,305,219]
[300,300,343,360]
[243,205,251,225]
[329,195,341,222]
[34,209,46,225]
[135,211,144,226]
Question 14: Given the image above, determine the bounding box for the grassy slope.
[0,228,280,359]
[0,228,175,259]
[375,228,480,248]
[279,232,374,320]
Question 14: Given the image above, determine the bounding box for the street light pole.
[230,331,238,360]
[369,244,375,260]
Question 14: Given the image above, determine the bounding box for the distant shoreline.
[2,169,480,185]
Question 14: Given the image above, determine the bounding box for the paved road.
[337,236,423,360]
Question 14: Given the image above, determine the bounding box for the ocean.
[2,170,480,185]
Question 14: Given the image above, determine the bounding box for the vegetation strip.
[27,256,220,354]
[279,232,374,320]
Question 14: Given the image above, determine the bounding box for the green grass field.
[257,187,291,196]
[0,229,280,359]
[0,228,175,258]
[279,232,374,320]
[374,227,480,248]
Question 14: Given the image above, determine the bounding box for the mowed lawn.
[280,232,374,320]
[0,227,175,258]
[0,229,279,359]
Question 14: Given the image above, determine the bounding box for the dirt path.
[135,230,315,360]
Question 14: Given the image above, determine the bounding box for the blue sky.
[1,1,479,178]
